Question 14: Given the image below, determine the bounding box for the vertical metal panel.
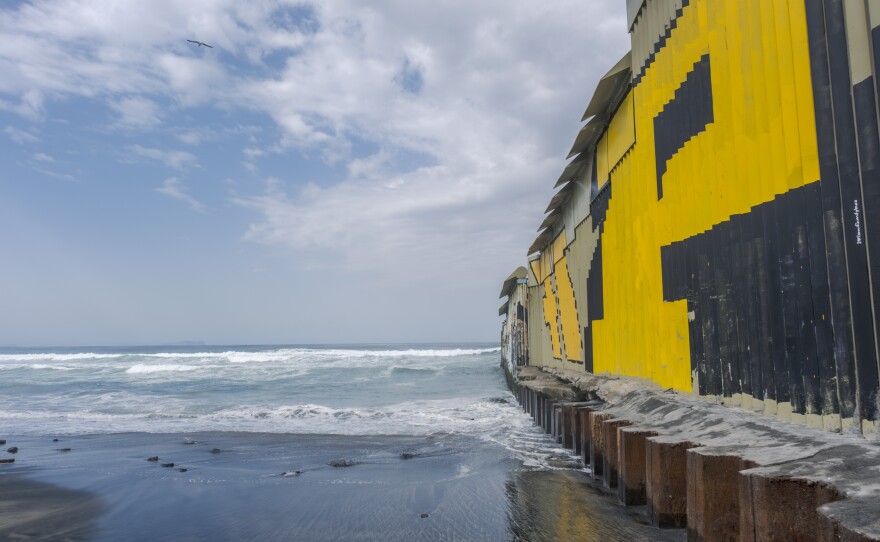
[607,92,636,169]
[804,0,858,422]
[556,256,583,363]
[823,0,880,425]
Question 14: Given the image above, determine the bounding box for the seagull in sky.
[187,39,213,48]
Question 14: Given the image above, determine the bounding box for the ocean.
[0,344,532,440]
[0,344,683,541]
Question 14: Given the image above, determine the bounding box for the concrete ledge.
[602,418,632,490]
[818,500,880,541]
[739,472,841,542]
[646,435,698,528]
[687,446,757,542]
[589,411,612,481]
[512,367,880,540]
[578,407,594,466]
[618,426,657,506]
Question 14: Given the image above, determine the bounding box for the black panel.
[853,76,880,417]
[584,236,604,372]
[653,55,714,200]
[751,209,770,402]
[589,151,599,201]
[584,183,612,372]
[765,195,789,404]
[660,185,838,412]
[804,0,857,420]
[795,185,822,416]
[591,182,612,226]
[583,325,593,373]
[803,182,839,415]
[732,214,750,399]
[823,0,878,423]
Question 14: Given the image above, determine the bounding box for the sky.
[0,0,628,347]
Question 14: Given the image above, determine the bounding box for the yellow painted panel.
[529,260,542,285]
[607,92,636,169]
[787,0,821,183]
[585,0,821,392]
[542,277,562,359]
[552,232,568,265]
[540,250,552,282]
[556,256,583,362]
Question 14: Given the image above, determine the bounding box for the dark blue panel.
[653,55,714,200]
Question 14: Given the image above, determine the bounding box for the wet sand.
[0,474,102,541]
[0,432,684,541]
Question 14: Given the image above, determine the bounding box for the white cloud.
[33,152,54,162]
[128,144,198,170]
[32,165,74,181]
[4,126,39,144]
[0,89,45,119]
[110,96,162,129]
[156,176,206,213]
[176,131,202,145]
[1,0,628,290]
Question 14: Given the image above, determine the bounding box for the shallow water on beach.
[0,345,684,541]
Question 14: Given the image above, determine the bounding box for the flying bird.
[187,39,213,48]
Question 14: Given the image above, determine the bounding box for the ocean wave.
[0,353,126,362]
[0,397,530,436]
[388,366,438,375]
[0,347,500,367]
[0,395,573,469]
[29,364,77,371]
[221,347,500,363]
[125,364,205,374]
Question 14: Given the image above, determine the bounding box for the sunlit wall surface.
[503,0,880,435]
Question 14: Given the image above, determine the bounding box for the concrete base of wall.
[618,426,657,506]
[646,436,697,528]
[589,411,611,481]
[602,418,631,490]
[687,447,757,541]
[511,366,880,541]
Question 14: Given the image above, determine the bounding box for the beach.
[0,432,685,541]
[0,345,685,541]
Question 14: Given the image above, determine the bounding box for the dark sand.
[0,433,684,541]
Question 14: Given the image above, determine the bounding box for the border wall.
[499,0,880,437]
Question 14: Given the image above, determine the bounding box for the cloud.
[110,96,162,129]
[176,131,202,145]
[156,177,206,212]
[128,144,198,170]
[228,0,628,281]
[4,126,39,144]
[0,89,45,119]
[32,165,74,181]
[32,152,54,162]
[1,0,628,289]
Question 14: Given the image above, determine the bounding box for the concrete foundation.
[602,418,632,490]
[509,368,880,541]
[578,407,593,465]
[646,436,698,528]
[618,426,657,506]
[589,411,612,481]
[739,472,842,542]
[687,447,757,542]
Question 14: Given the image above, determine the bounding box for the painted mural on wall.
[501,0,880,435]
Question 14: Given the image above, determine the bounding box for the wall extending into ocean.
[499,0,880,436]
